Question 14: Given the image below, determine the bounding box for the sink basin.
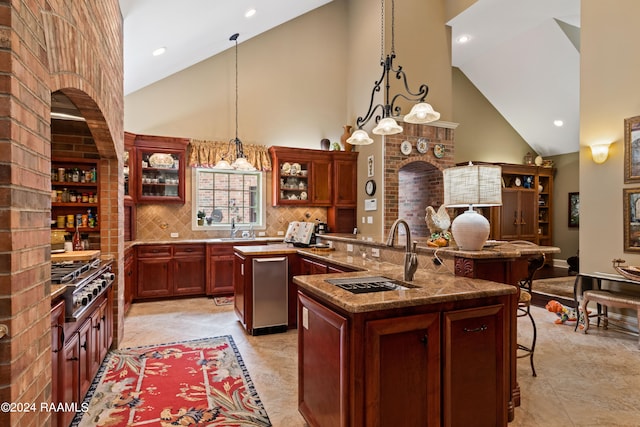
[325,276,416,294]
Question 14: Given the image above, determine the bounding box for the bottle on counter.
[72,219,82,251]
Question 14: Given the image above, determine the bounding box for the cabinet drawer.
[137,245,172,258]
[207,244,235,256]
[174,244,205,257]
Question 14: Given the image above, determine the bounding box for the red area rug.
[72,335,271,426]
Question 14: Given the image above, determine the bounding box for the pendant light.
[348,0,440,146]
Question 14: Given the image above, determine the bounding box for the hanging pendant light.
[214,33,256,171]
[352,0,440,141]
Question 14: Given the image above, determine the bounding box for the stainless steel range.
[51,258,115,321]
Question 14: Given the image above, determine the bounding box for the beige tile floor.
[119,298,640,427]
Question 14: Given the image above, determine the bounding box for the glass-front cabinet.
[132,134,189,204]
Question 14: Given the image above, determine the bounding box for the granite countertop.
[232,243,517,314]
[127,236,284,248]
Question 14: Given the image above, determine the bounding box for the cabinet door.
[136,257,171,298]
[298,292,349,427]
[311,157,332,205]
[333,157,357,206]
[209,254,235,295]
[365,313,440,427]
[442,304,507,427]
[518,190,537,240]
[91,297,109,372]
[78,318,93,398]
[62,333,80,427]
[173,245,206,295]
[299,257,328,275]
[50,300,65,427]
[124,248,134,312]
[499,189,537,241]
[233,253,246,325]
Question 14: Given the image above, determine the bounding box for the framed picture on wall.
[568,192,579,228]
[624,115,640,183]
[623,188,640,252]
[367,155,374,177]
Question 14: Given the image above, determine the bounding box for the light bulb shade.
[231,156,256,171]
[404,103,440,124]
[451,208,490,251]
[347,129,374,145]
[443,164,503,207]
[590,143,611,164]
[372,117,403,135]
[213,159,234,170]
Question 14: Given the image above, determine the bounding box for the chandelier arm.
[355,57,390,128]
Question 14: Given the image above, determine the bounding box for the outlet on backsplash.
[371,248,380,258]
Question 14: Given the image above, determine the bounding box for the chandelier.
[214,33,256,170]
[347,0,440,146]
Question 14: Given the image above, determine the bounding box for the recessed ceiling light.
[245,8,256,18]
[456,34,471,44]
[553,119,564,127]
[152,47,166,56]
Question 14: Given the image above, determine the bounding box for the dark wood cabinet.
[299,254,357,275]
[297,288,511,426]
[135,244,205,299]
[50,299,65,427]
[124,247,135,313]
[310,156,332,205]
[62,332,80,427]
[207,245,236,296]
[128,133,189,204]
[488,163,555,246]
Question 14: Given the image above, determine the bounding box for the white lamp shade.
[451,209,490,251]
[443,164,502,207]
[372,117,403,135]
[404,103,440,124]
[231,156,256,171]
[347,129,374,145]
[213,159,234,170]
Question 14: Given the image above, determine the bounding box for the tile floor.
[119,298,640,427]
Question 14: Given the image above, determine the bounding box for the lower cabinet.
[297,290,509,427]
[135,244,205,299]
[124,247,135,313]
[51,287,114,427]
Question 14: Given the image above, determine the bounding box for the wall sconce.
[590,142,612,164]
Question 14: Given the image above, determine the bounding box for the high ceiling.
[119,0,580,157]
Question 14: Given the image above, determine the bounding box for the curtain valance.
[188,139,272,171]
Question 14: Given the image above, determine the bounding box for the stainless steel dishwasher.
[252,256,288,335]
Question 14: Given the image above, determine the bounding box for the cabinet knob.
[81,341,88,350]
[93,323,101,331]
[420,334,428,346]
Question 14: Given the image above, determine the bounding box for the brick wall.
[384,123,455,237]
[0,2,123,426]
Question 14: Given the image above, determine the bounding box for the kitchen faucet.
[386,218,418,281]
[230,217,238,238]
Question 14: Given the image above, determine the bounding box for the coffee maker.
[315,221,328,234]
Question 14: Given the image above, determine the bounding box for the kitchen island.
[294,269,517,427]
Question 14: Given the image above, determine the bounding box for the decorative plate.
[149,153,175,168]
[433,143,445,158]
[400,140,412,155]
[211,209,223,222]
[300,191,308,200]
[290,163,301,175]
[281,162,291,174]
[417,138,428,154]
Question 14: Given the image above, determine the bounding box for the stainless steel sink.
[325,276,416,294]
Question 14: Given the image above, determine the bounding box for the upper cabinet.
[128,133,189,204]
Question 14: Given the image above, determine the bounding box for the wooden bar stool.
[517,254,546,377]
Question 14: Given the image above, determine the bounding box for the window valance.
[188,139,272,171]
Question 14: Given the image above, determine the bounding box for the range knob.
[81,295,89,306]
[102,273,115,281]
[91,286,99,296]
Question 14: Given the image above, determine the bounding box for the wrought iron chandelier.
[347,0,440,145]
[214,33,256,170]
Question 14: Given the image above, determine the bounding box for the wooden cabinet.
[124,247,135,313]
[443,305,507,427]
[50,299,65,427]
[54,285,114,427]
[129,133,188,204]
[51,157,100,233]
[328,151,358,233]
[135,244,205,299]
[297,289,511,427]
[489,164,555,245]
[207,245,235,296]
[299,255,357,275]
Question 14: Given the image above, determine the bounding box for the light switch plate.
[367,216,373,224]
[170,232,179,238]
[347,244,353,252]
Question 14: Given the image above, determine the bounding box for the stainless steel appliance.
[252,257,288,335]
[51,258,115,321]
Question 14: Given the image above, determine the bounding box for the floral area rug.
[214,296,234,306]
[71,335,271,426]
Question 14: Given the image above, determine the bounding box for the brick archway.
[383,123,455,237]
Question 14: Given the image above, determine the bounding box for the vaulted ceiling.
[119,0,580,156]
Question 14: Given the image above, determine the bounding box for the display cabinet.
[51,157,100,232]
[131,134,188,204]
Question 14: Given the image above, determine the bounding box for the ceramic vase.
[341,125,353,152]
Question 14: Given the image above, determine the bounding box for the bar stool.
[517,254,546,377]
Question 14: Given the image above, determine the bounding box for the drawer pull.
[463,324,488,333]
[420,334,428,346]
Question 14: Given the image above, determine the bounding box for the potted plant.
[197,210,205,226]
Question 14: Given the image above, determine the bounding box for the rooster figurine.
[425,205,451,247]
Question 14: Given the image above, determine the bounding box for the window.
[192,168,264,229]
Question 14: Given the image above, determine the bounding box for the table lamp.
[443,163,502,250]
